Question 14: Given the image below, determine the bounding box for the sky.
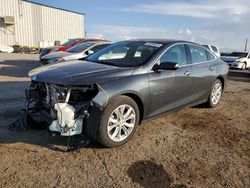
[29,0,249,51]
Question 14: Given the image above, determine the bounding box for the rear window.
[67,42,95,53]
[90,44,110,53]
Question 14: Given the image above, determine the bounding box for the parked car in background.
[0,44,14,53]
[39,38,109,61]
[26,39,228,147]
[221,52,250,70]
[40,41,111,64]
[202,45,220,58]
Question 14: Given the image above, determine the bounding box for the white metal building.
[0,0,85,47]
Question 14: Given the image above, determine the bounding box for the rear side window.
[189,44,207,63]
[160,44,187,66]
[206,50,216,61]
[211,46,218,52]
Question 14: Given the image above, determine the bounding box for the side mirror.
[85,50,94,56]
[153,62,179,71]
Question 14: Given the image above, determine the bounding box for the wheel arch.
[216,76,225,91]
[122,93,144,123]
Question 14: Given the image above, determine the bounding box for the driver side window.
[160,44,187,66]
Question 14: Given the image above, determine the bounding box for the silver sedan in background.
[40,41,111,64]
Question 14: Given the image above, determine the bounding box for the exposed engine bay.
[24,81,101,137]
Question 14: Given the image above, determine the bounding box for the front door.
[147,44,193,118]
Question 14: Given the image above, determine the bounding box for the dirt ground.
[0,53,249,188]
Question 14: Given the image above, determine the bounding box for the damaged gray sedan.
[24,39,228,147]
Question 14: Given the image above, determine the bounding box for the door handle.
[209,66,214,71]
[184,70,191,76]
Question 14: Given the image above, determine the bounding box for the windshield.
[86,41,162,67]
[67,42,95,53]
[62,39,80,46]
[229,52,248,58]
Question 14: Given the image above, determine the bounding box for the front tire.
[96,96,140,148]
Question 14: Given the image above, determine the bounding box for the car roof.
[126,39,197,45]
[78,38,110,42]
[91,41,112,44]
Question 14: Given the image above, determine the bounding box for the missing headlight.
[68,85,99,104]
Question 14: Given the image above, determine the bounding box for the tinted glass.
[206,50,216,61]
[211,46,218,52]
[67,42,95,53]
[87,41,162,67]
[160,44,187,66]
[91,44,110,53]
[189,44,207,63]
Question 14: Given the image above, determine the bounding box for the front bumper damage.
[17,81,106,140]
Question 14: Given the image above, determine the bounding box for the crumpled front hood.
[221,56,239,62]
[42,51,73,60]
[29,61,134,86]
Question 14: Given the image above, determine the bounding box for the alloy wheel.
[107,104,136,142]
[211,82,222,105]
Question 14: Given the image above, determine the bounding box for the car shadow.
[127,160,187,188]
[0,124,103,152]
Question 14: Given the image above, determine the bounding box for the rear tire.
[205,79,223,108]
[96,96,139,148]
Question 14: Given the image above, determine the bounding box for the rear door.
[187,44,217,102]
[147,44,194,118]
